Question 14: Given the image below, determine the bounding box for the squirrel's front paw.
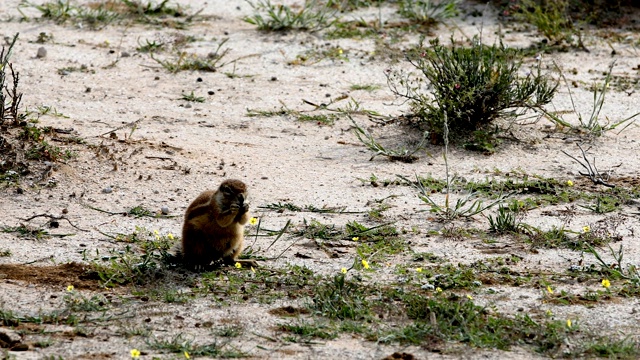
[239,203,249,215]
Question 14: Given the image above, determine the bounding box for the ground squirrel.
[181,179,256,269]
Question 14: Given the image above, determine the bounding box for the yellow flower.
[547,286,554,294]
[167,233,174,240]
[582,225,590,233]
[249,217,258,225]
[361,259,370,269]
[153,229,159,235]
[184,351,190,359]
[566,319,572,328]
[251,266,256,273]
[66,285,74,292]
[416,268,423,273]
[602,279,611,288]
[566,180,574,187]
[436,287,442,293]
[341,267,347,274]
[235,262,242,269]
[130,349,141,358]
[467,294,473,300]
[352,237,359,241]
[546,309,552,316]
[338,48,343,55]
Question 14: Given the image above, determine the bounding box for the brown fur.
[181,179,251,268]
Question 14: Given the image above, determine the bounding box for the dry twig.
[562,143,616,188]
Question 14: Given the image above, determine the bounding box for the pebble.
[121,51,130,57]
[161,206,170,215]
[102,186,112,194]
[0,328,21,344]
[36,47,47,58]
[421,283,435,290]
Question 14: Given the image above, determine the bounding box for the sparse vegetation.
[2,0,640,358]
[21,0,194,29]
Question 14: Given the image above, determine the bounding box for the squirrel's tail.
[163,244,184,267]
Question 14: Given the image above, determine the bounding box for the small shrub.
[387,37,557,144]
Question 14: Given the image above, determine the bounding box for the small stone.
[421,283,435,290]
[11,343,29,351]
[161,206,169,215]
[0,328,21,345]
[36,47,47,58]
[208,90,214,95]
[121,51,130,57]
[270,76,277,81]
[102,186,112,194]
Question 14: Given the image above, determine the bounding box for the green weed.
[90,227,175,287]
[181,91,205,103]
[152,39,230,73]
[326,19,379,39]
[352,118,427,162]
[543,62,639,136]
[349,83,382,92]
[259,202,349,214]
[244,0,336,32]
[22,0,193,29]
[63,290,109,312]
[398,0,459,27]
[487,202,524,234]
[516,0,577,46]
[136,38,165,53]
[2,224,49,240]
[309,273,372,320]
[148,333,244,357]
[279,320,338,341]
[289,46,348,65]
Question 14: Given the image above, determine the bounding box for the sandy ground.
[1,0,640,358]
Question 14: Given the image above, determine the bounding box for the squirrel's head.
[217,179,248,206]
